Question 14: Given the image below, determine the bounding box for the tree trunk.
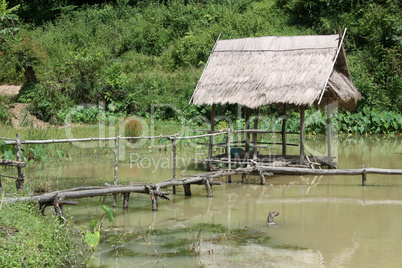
[24,66,38,83]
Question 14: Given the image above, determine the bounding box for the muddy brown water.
[27,136,402,267]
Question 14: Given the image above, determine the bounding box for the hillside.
[0,0,400,133]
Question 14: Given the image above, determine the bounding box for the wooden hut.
[190,31,361,169]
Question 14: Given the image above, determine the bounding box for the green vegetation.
[0,0,400,132]
[0,202,80,267]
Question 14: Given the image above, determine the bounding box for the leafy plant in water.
[28,145,48,163]
[81,205,114,265]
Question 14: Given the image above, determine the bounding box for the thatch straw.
[191,34,361,108]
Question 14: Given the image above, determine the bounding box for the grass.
[0,202,83,267]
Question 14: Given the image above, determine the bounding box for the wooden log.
[255,166,402,176]
[15,134,25,191]
[0,159,26,167]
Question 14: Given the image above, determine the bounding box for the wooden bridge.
[1,132,402,216]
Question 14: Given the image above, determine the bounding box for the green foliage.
[0,202,80,267]
[0,0,399,131]
[0,0,20,42]
[0,97,11,125]
[18,81,71,123]
[0,140,16,160]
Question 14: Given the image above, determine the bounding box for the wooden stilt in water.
[362,165,367,186]
[260,172,266,185]
[183,184,192,196]
[53,193,63,217]
[15,134,25,191]
[204,179,213,197]
[208,104,216,170]
[300,107,305,165]
[227,128,232,183]
[151,191,158,211]
[242,174,246,183]
[122,193,130,209]
[282,104,287,156]
[172,136,177,194]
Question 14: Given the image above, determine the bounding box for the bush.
[18,81,72,123]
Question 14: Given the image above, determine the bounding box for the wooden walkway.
[1,132,402,216]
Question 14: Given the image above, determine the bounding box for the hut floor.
[197,153,336,169]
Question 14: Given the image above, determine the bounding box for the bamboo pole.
[299,107,305,165]
[15,134,25,191]
[227,128,232,183]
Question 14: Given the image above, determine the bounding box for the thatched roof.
[190,34,361,108]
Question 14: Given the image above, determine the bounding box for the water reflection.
[26,136,402,267]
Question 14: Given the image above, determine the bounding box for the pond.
[27,135,402,267]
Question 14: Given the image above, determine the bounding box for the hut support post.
[253,108,259,161]
[242,107,250,183]
[15,134,25,191]
[300,107,305,165]
[282,104,287,156]
[326,98,332,166]
[208,104,216,170]
[245,108,250,153]
[227,128,232,183]
[172,136,177,194]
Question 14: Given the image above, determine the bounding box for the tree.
[0,0,19,42]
